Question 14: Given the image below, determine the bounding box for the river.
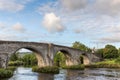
[3,67,120,80]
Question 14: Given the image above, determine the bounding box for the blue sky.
[1,0,120,49]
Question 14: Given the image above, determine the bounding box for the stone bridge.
[0,40,101,68]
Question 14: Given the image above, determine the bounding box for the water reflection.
[7,67,120,80]
[54,69,67,80]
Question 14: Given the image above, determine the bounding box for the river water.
[4,67,120,80]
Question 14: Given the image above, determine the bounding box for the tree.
[54,52,66,67]
[9,53,19,61]
[72,41,91,52]
[22,53,37,66]
[103,44,118,59]
[96,48,104,58]
[118,48,120,56]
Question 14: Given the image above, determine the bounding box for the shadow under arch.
[54,49,73,67]
[80,53,90,65]
[10,46,45,67]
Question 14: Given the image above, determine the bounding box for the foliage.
[7,66,17,71]
[0,69,13,78]
[8,61,24,66]
[103,44,118,59]
[96,48,104,58]
[22,53,37,66]
[118,48,120,56]
[115,57,120,64]
[72,41,91,52]
[86,59,120,68]
[62,64,85,70]
[54,52,66,67]
[32,66,59,74]
[9,53,19,61]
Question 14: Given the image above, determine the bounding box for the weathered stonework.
[0,40,101,68]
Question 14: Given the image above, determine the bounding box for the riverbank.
[86,59,120,68]
[0,66,16,79]
[32,64,85,74]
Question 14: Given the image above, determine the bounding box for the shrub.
[22,54,37,66]
[115,57,120,64]
[0,69,13,78]
[7,66,17,71]
[32,66,59,74]
[8,60,24,66]
[86,60,120,68]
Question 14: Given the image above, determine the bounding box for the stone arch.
[81,53,90,65]
[9,46,45,67]
[54,49,74,66]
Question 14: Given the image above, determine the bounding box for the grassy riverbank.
[86,59,120,68]
[32,64,85,74]
[32,66,59,74]
[62,64,85,70]
[0,66,17,79]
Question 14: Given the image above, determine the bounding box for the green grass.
[32,66,59,74]
[86,59,120,68]
[62,64,85,70]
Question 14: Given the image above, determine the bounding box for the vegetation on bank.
[9,53,37,67]
[32,66,59,74]
[62,64,85,70]
[0,68,14,79]
[86,58,120,68]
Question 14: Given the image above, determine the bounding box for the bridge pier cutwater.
[0,40,101,68]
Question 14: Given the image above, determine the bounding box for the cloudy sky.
[0,0,120,48]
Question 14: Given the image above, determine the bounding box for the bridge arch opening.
[9,47,45,67]
[80,53,90,65]
[54,50,73,67]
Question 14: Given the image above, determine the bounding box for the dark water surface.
[3,67,120,80]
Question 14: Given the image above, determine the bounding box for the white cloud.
[0,0,24,12]
[42,13,65,33]
[98,34,120,43]
[12,22,25,32]
[0,0,32,12]
[106,26,120,33]
[61,0,87,11]
[92,0,120,16]
[0,22,5,28]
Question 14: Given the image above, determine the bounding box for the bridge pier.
[0,53,9,68]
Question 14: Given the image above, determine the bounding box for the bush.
[0,69,13,78]
[22,54,37,66]
[8,60,24,66]
[115,57,120,64]
[62,64,85,70]
[32,66,59,74]
[86,60,120,68]
[7,66,17,71]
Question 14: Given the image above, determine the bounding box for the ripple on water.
[6,67,120,80]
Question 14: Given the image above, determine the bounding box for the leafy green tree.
[9,53,19,61]
[118,48,120,56]
[72,41,91,52]
[54,52,66,67]
[22,53,37,66]
[103,44,118,59]
[96,48,104,58]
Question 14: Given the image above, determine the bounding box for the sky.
[1,0,120,49]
